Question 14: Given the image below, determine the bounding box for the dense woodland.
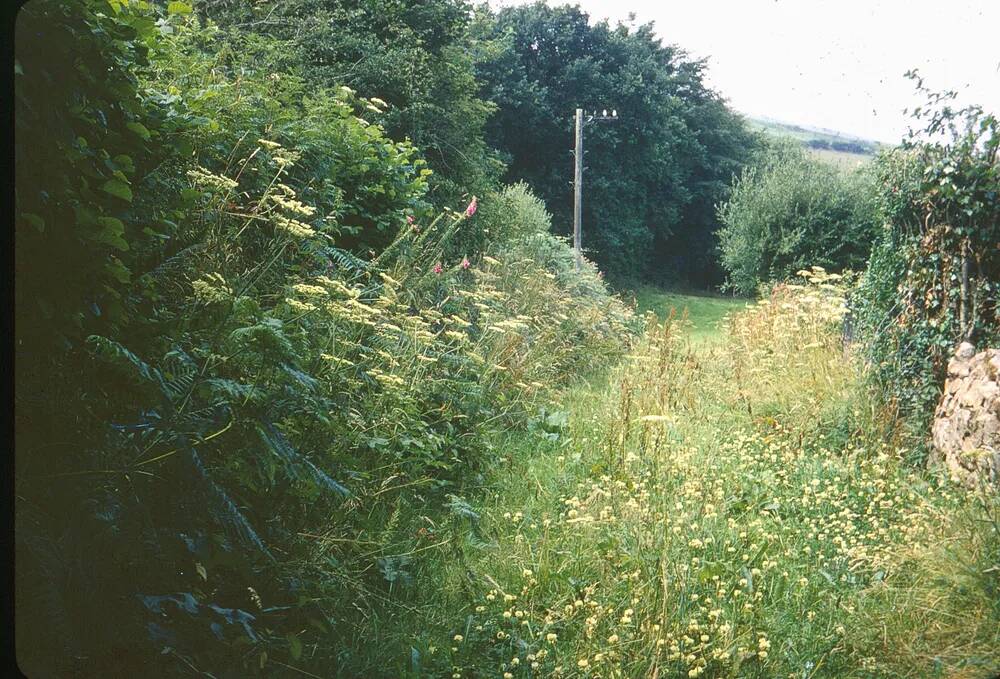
[14,1,1000,677]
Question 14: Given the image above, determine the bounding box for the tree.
[717,141,880,295]
[474,1,757,282]
[199,0,503,204]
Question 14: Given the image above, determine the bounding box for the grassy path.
[400,285,999,679]
[627,286,748,344]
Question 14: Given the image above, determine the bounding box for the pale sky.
[490,0,1000,144]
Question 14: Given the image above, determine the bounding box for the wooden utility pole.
[574,108,584,271]
[572,108,617,271]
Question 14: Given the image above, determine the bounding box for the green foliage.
[853,75,999,443]
[476,181,553,244]
[474,2,759,283]
[14,0,162,347]
[143,15,433,253]
[405,282,999,679]
[23,2,999,676]
[15,4,636,673]
[717,140,881,295]
[200,0,504,203]
[630,287,748,344]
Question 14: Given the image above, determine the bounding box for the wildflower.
[546,633,558,643]
[433,262,443,275]
[464,196,478,217]
[406,215,414,224]
[461,257,470,269]
[273,214,316,238]
[453,634,463,643]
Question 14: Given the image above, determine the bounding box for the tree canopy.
[475,2,758,282]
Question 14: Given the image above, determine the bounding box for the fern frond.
[134,243,209,291]
[257,422,351,498]
[180,447,273,560]
[228,317,295,362]
[325,246,369,275]
[87,336,171,407]
[203,378,257,403]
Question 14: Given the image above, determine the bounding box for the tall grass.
[390,272,999,679]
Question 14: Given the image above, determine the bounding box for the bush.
[853,77,999,445]
[15,5,637,674]
[143,15,433,254]
[476,181,553,244]
[717,142,880,295]
[14,0,166,348]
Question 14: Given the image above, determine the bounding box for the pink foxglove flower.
[464,196,478,217]
[432,262,443,275]
[461,257,470,270]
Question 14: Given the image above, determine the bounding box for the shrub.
[717,142,880,296]
[143,14,433,254]
[853,76,999,446]
[14,0,166,348]
[476,181,553,244]
[15,5,637,673]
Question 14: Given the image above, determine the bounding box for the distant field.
[747,116,884,169]
[627,286,749,343]
[807,146,872,169]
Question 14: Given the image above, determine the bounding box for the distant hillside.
[746,116,886,168]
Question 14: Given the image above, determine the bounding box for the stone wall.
[929,342,1000,488]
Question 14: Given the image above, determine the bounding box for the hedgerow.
[15,4,636,675]
[852,75,1000,449]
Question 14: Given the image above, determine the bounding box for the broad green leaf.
[166,1,193,14]
[126,121,151,140]
[101,178,133,202]
[105,257,132,284]
[93,217,130,251]
[113,154,135,172]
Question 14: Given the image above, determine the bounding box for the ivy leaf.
[93,216,130,251]
[101,178,133,202]
[105,257,132,284]
[126,121,152,140]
